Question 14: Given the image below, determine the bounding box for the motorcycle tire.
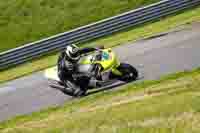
[118,63,138,82]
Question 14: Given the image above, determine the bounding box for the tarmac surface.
[0,23,200,122]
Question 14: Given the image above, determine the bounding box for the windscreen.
[94,51,110,61]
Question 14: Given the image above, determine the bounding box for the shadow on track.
[51,76,143,97]
[86,82,126,96]
[51,80,125,97]
[85,76,143,96]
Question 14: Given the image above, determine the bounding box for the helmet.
[65,44,80,61]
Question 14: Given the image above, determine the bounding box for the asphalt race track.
[0,22,200,122]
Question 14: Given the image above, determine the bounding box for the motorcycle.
[45,48,138,97]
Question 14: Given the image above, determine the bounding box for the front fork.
[112,68,122,76]
[111,62,123,77]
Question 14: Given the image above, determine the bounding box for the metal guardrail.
[0,0,200,70]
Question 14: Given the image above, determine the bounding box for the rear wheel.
[117,63,138,82]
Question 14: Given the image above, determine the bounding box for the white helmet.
[65,44,80,61]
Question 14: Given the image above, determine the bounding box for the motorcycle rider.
[57,44,104,94]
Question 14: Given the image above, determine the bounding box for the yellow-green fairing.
[79,48,122,76]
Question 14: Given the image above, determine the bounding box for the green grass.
[0,68,200,133]
[1,6,200,84]
[0,0,159,53]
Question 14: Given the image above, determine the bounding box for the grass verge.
[0,0,159,52]
[0,68,200,132]
[1,6,200,84]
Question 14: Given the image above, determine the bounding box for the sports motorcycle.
[45,48,138,97]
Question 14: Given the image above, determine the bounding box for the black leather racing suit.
[57,47,102,88]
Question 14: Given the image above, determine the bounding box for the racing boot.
[63,80,86,97]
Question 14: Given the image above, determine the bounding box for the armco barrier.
[0,0,200,70]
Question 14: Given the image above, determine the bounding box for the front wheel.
[117,63,138,82]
